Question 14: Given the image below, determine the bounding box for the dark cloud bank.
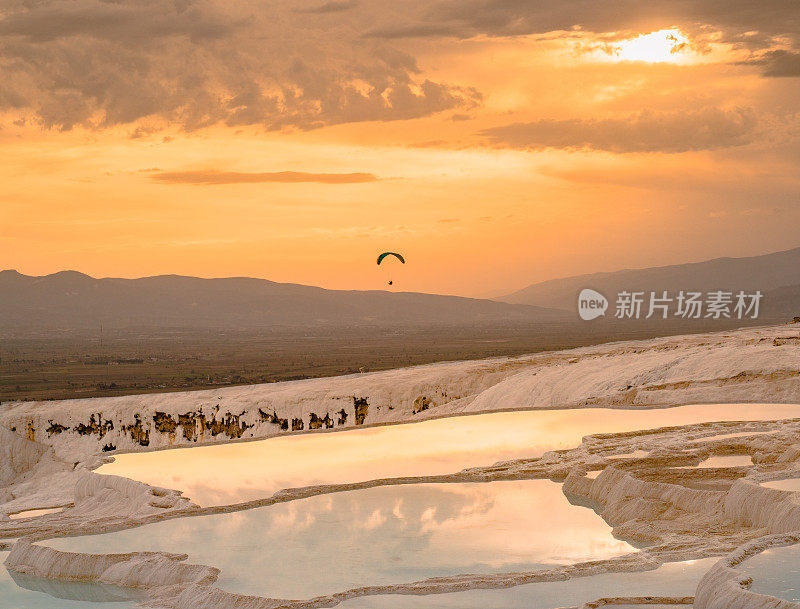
[480,108,759,153]
[0,0,796,133]
[0,0,479,131]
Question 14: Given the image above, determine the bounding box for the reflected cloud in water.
[48,481,633,598]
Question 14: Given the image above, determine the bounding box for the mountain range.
[2,246,798,331]
[499,246,800,318]
[0,270,567,330]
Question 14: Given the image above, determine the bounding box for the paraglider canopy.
[377,252,404,287]
[376,252,405,265]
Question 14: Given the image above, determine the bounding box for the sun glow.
[612,28,693,63]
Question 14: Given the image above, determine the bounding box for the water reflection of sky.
[676,455,753,469]
[741,543,800,602]
[99,404,800,506]
[0,551,140,608]
[338,558,719,609]
[48,481,633,599]
[761,478,800,492]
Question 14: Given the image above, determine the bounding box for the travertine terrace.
[3,323,800,608]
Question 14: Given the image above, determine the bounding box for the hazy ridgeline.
[2,247,798,402]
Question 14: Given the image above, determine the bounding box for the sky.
[1,0,799,296]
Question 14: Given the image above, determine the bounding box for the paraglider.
[377,252,405,286]
[376,252,405,265]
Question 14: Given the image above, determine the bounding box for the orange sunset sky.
[2,1,799,296]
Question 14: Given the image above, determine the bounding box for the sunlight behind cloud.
[607,29,693,63]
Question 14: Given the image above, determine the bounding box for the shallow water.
[47,480,633,599]
[608,450,649,459]
[0,551,141,608]
[337,558,718,609]
[761,478,800,492]
[8,507,65,520]
[98,404,800,506]
[741,543,800,602]
[677,455,753,469]
[689,430,777,443]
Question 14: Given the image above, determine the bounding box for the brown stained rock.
[124,414,150,446]
[204,412,250,439]
[46,421,68,436]
[309,413,334,430]
[258,408,289,431]
[153,411,208,442]
[337,408,348,425]
[177,413,201,441]
[73,414,114,439]
[411,396,432,415]
[291,417,304,431]
[354,397,368,425]
[152,412,178,435]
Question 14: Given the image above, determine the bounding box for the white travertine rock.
[71,470,196,520]
[577,467,724,525]
[695,535,800,609]
[4,538,218,589]
[1,324,800,609]
[0,426,49,486]
[724,479,800,533]
[1,325,799,462]
[777,445,800,462]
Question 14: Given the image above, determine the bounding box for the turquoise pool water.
[0,551,141,609]
[47,480,633,599]
[337,558,718,609]
[741,542,800,602]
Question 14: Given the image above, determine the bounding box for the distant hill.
[500,247,800,317]
[762,284,800,320]
[0,270,569,330]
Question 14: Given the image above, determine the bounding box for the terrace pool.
[740,542,800,602]
[337,558,718,609]
[98,404,800,506]
[761,478,800,492]
[47,480,633,599]
[0,551,141,608]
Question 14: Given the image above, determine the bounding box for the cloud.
[365,23,462,39]
[369,0,800,47]
[0,2,233,43]
[756,50,800,77]
[363,0,800,84]
[150,170,381,184]
[480,108,759,153]
[295,1,358,14]
[0,0,478,131]
[0,0,794,133]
